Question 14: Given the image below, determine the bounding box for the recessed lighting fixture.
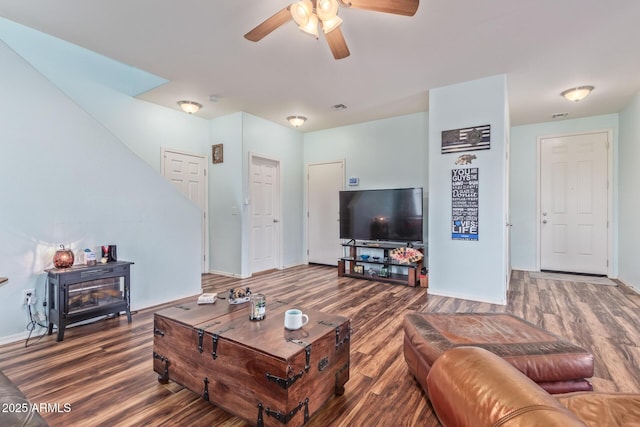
[551,112,569,119]
[177,100,203,114]
[287,115,307,127]
[561,86,594,102]
[332,103,347,110]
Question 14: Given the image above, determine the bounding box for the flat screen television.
[339,187,423,243]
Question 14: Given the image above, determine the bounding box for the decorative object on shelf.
[389,247,423,264]
[353,265,364,274]
[101,245,117,262]
[212,144,224,164]
[379,267,389,278]
[360,254,370,261]
[228,287,252,304]
[53,245,74,268]
[83,248,96,266]
[372,256,380,261]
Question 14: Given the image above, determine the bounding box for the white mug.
[284,309,309,330]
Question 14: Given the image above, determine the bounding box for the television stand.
[337,242,423,287]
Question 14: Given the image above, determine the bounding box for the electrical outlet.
[22,288,35,305]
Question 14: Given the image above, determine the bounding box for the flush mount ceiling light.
[244,0,419,60]
[561,86,594,102]
[287,116,307,127]
[177,100,203,114]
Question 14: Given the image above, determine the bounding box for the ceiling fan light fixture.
[299,13,319,38]
[287,115,307,127]
[291,0,313,26]
[177,100,203,114]
[561,86,594,102]
[322,15,343,33]
[317,0,339,21]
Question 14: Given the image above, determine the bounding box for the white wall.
[428,75,509,304]
[0,40,202,342]
[618,93,640,291]
[509,114,619,272]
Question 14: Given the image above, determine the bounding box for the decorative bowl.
[360,255,370,261]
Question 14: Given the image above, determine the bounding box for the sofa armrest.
[0,371,49,426]
[426,347,585,427]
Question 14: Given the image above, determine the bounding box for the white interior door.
[161,148,208,273]
[250,154,280,274]
[307,161,344,265]
[539,132,609,275]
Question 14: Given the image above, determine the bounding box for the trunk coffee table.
[153,299,350,427]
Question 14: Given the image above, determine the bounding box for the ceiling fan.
[244,0,419,60]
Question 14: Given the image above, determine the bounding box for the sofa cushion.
[427,346,586,427]
[557,392,640,426]
[404,312,594,393]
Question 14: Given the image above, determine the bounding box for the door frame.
[535,129,613,276]
[160,147,209,273]
[248,152,283,273]
[306,160,345,265]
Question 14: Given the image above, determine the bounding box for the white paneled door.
[250,154,280,274]
[307,161,344,265]
[161,148,208,273]
[539,131,609,275]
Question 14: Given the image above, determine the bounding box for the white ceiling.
[1,0,639,132]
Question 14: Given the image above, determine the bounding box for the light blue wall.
[618,93,640,291]
[304,113,428,190]
[303,112,429,254]
[509,114,619,272]
[242,113,305,275]
[0,40,202,342]
[209,113,244,276]
[429,75,509,305]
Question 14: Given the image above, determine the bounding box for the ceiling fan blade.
[342,0,419,16]
[244,7,293,42]
[325,27,350,60]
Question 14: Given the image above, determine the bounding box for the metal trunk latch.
[197,329,204,353]
[211,333,220,359]
[203,377,209,401]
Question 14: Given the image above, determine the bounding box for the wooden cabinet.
[337,243,424,286]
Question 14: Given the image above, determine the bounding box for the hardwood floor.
[1,266,639,426]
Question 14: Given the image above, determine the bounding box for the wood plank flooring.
[0,266,638,426]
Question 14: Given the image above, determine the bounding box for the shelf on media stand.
[337,242,424,287]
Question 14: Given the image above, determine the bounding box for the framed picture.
[212,144,224,164]
[441,124,491,154]
[353,265,364,274]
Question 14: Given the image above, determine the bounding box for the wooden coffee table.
[153,299,350,427]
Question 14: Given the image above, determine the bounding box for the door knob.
[542,219,548,224]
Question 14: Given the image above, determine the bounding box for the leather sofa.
[426,346,640,427]
[0,370,49,426]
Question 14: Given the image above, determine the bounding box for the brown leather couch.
[427,346,640,427]
[0,370,49,426]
